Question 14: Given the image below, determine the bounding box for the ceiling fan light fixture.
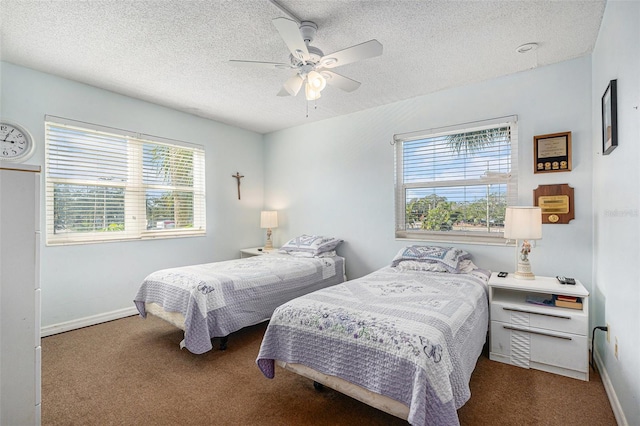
[230,16,383,106]
[305,82,322,101]
[306,70,326,92]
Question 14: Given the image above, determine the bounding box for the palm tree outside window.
[45,116,205,245]
[394,116,518,244]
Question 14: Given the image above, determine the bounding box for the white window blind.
[394,116,518,244]
[45,116,206,245]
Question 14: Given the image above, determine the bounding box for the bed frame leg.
[313,381,324,391]
[219,336,228,351]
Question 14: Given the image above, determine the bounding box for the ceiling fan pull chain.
[306,100,309,118]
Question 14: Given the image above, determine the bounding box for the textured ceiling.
[0,1,606,134]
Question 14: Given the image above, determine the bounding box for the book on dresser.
[526,295,554,306]
[553,294,583,309]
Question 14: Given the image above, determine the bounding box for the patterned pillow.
[394,260,450,273]
[390,245,471,273]
[280,250,337,258]
[280,234,343,255]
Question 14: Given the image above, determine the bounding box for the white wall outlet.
[607,323,610,343]
[614,337,619,360]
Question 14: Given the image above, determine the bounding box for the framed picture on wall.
[534,131,572,173]
[602,79,618,155]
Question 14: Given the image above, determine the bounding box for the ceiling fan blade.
[282,74,304,96]
[277,87,291,97]
[319,40,383,69]
[320,70,361,92]
[229,60,293,69]
[272,17,309,61]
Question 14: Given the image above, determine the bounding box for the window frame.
[394,116,518,245]
[45,116,206,246]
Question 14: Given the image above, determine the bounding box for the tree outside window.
[395,117,517,243]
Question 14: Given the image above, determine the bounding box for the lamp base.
[514,270,535,280]
[514,260,535,280]
[264,228,273,250]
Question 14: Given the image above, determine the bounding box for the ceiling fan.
[230,17,383,101]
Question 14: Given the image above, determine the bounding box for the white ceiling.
[1,1,606,134]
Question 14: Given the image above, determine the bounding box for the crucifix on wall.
[232,172,244,200]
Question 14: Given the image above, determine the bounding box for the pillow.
[390,245,470,273]
[393,260,450,273]
[280,250,337,258]
[457,259,477,274]
[457,259,493,279]
[315,250,337,258]
[280,234,343,256]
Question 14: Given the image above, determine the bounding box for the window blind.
[45,117,206,245]
[394,116,518,244]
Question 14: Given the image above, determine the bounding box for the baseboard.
[41,306,139,337]
[594,348,628,426]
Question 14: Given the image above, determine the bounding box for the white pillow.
[280,234,343,255]
[394,260,449,273]
[457,259,478,273]
[280,250,337,258]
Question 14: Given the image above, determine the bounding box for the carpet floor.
[42,315,617,425]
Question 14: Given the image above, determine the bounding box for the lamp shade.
[260,211,278,229]
[307,71,326,91]
[504,207,542,240]
[305,71,326,101]
[304,83,322,101]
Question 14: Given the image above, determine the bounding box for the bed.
[256,245,490,426]
[134,235,345,354]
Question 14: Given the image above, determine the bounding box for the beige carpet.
[42,315,617,425]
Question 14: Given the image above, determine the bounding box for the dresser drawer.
[491,300,587,336]
[491,320,588,372]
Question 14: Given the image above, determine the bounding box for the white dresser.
[0,163,42,424]
[488,272,589,381]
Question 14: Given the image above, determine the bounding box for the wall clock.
[1,121,35,162]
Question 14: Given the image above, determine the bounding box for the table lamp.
[260,210,278,250]
[504,206,542,280]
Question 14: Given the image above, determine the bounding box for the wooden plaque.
[534,184,574,224]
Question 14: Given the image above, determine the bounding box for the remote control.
[557,276,576,285]
[497,272,508,278]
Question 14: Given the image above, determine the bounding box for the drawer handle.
[503,325,573,340]
[502,306,571,320]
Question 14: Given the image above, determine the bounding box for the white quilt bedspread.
[257,266,489,426]
[134,253,345,354]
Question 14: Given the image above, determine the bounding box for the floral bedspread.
[134,253,345,354]
[256,266,490,426]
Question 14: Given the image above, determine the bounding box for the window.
[45,116,206,245]
[394,116,518,244]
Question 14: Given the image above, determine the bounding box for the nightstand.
[488,272,590,381]
[240,247,277,258]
